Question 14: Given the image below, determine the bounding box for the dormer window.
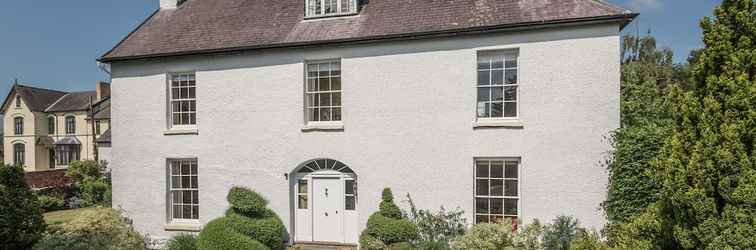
[305,0,357,18]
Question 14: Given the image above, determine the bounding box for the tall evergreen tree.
[0,164,46,249]
[653,0,755,248]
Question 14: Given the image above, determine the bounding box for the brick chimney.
[96,82,111,101]
[159,0,180,9]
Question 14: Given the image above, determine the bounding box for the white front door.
[312,177,343,242]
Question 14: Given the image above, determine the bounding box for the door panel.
[312,177,342,242]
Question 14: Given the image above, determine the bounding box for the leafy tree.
[603,33,678,223]
[650,0,755,248]
[66,160,111,207]
[0,164,46,249]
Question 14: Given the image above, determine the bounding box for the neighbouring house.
[0,82,111,177]
[100,0,636,245]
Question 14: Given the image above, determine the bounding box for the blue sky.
[0,0,721,101]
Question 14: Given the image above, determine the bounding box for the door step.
[290,242,357,250]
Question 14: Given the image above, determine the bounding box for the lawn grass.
[44,207,96,229]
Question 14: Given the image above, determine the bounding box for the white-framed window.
[477,50,519,119]
[15,96,21,108]
[168,159,199,222]
[297,179,308,209]
[13,143,25,165]
[168,72,197,128]
[55,144,80,165]
[65,116,76,134]
[14,117,23,135]
[305,0,357,18]
[305,60,342,123]
[95,120,101,135]
[345,179,356,210]
[474,158,519,224]
[47,116,56,135]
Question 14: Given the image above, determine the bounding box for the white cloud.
[626,0,662,10]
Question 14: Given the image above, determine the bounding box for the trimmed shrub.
[33,233,99,250]
[0,164,46,249]
[542,216,580,250]
[197,187,284,250]
[225,210,285,249]
[366,213,418,243]
[166,234,197,250]
[38,195,66,212]
[360,188,417,249]
[227,186,268,216]
[416,240,447,250]
[65,160,111,207]
[197,218,268,250]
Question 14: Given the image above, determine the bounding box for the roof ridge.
[15,84,69,94]
[44,93,71,112]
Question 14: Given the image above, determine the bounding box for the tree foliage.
[609,0,755,248]
[0,164,46,249]
[650,0,755,248]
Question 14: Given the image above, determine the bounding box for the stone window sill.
[164,128,199,135]
[302,122,344,132]
[473,119,524,128]
[164,223,201,232]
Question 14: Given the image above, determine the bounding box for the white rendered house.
[100,0,636,245]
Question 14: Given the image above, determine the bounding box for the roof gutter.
[98,13,638,63]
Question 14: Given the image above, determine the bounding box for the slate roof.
[100,0,635,62]
[46,91,97,112]
[1,85,67,113]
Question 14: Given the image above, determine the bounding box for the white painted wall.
[110,23,621,242]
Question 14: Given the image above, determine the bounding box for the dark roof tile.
[1,85,68,113]
[46,91,97,112]
[101,0,633,61]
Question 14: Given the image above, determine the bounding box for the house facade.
[101,0,636,245]
[1,83,111,172]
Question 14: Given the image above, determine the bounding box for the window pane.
[172,88,180,99]
[505,69,518,85]
[190,176,198,189]
[477,71,490,85]
[332,93,341,106]
[490,198,503,214]
[331,77,341,90]
[191,163,198,175]
[182,176,191,188]
[173,205,182,219]
[192,206,199,219]
[477,102,490,118]
[490,161,503,178]
[492,56,504,69]
[477,56,490,70]
[505,180,518,197]
[320,108,331,121]
[332,108,342,121]
[307,79,317,91]
[182,205,192,219]
[172,191,181,203]
[505,161,518,178]
[181,163,190,174]
[298,195,308,209]
[491,103,503,117]
[492,87,503,101]
[476,161,489,177]
[504,102,517,117]
[188,87,196,99]
[299,180,308,194]
[319,93,331,106]
[476,179,489,196]
[183,190,193,204]
[504,86,517,101]
[475,198,489,213]
[477,88,490,102]
[318,77,330,91]
[192,191,199,204]
[172,177,180,188]
[331,62,341,75]
[476,215,489,224]
[308,108,319,122]
[490,179,503,196]
[505,58,517,68]
[491,70,504,85]
[345,196,355,210]
[504,199,517,215]
[345,180,354,194]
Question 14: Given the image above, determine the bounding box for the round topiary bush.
[197,187,284,250]
[359,188,418,249]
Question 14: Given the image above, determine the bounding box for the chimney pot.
[159,0,179,9]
